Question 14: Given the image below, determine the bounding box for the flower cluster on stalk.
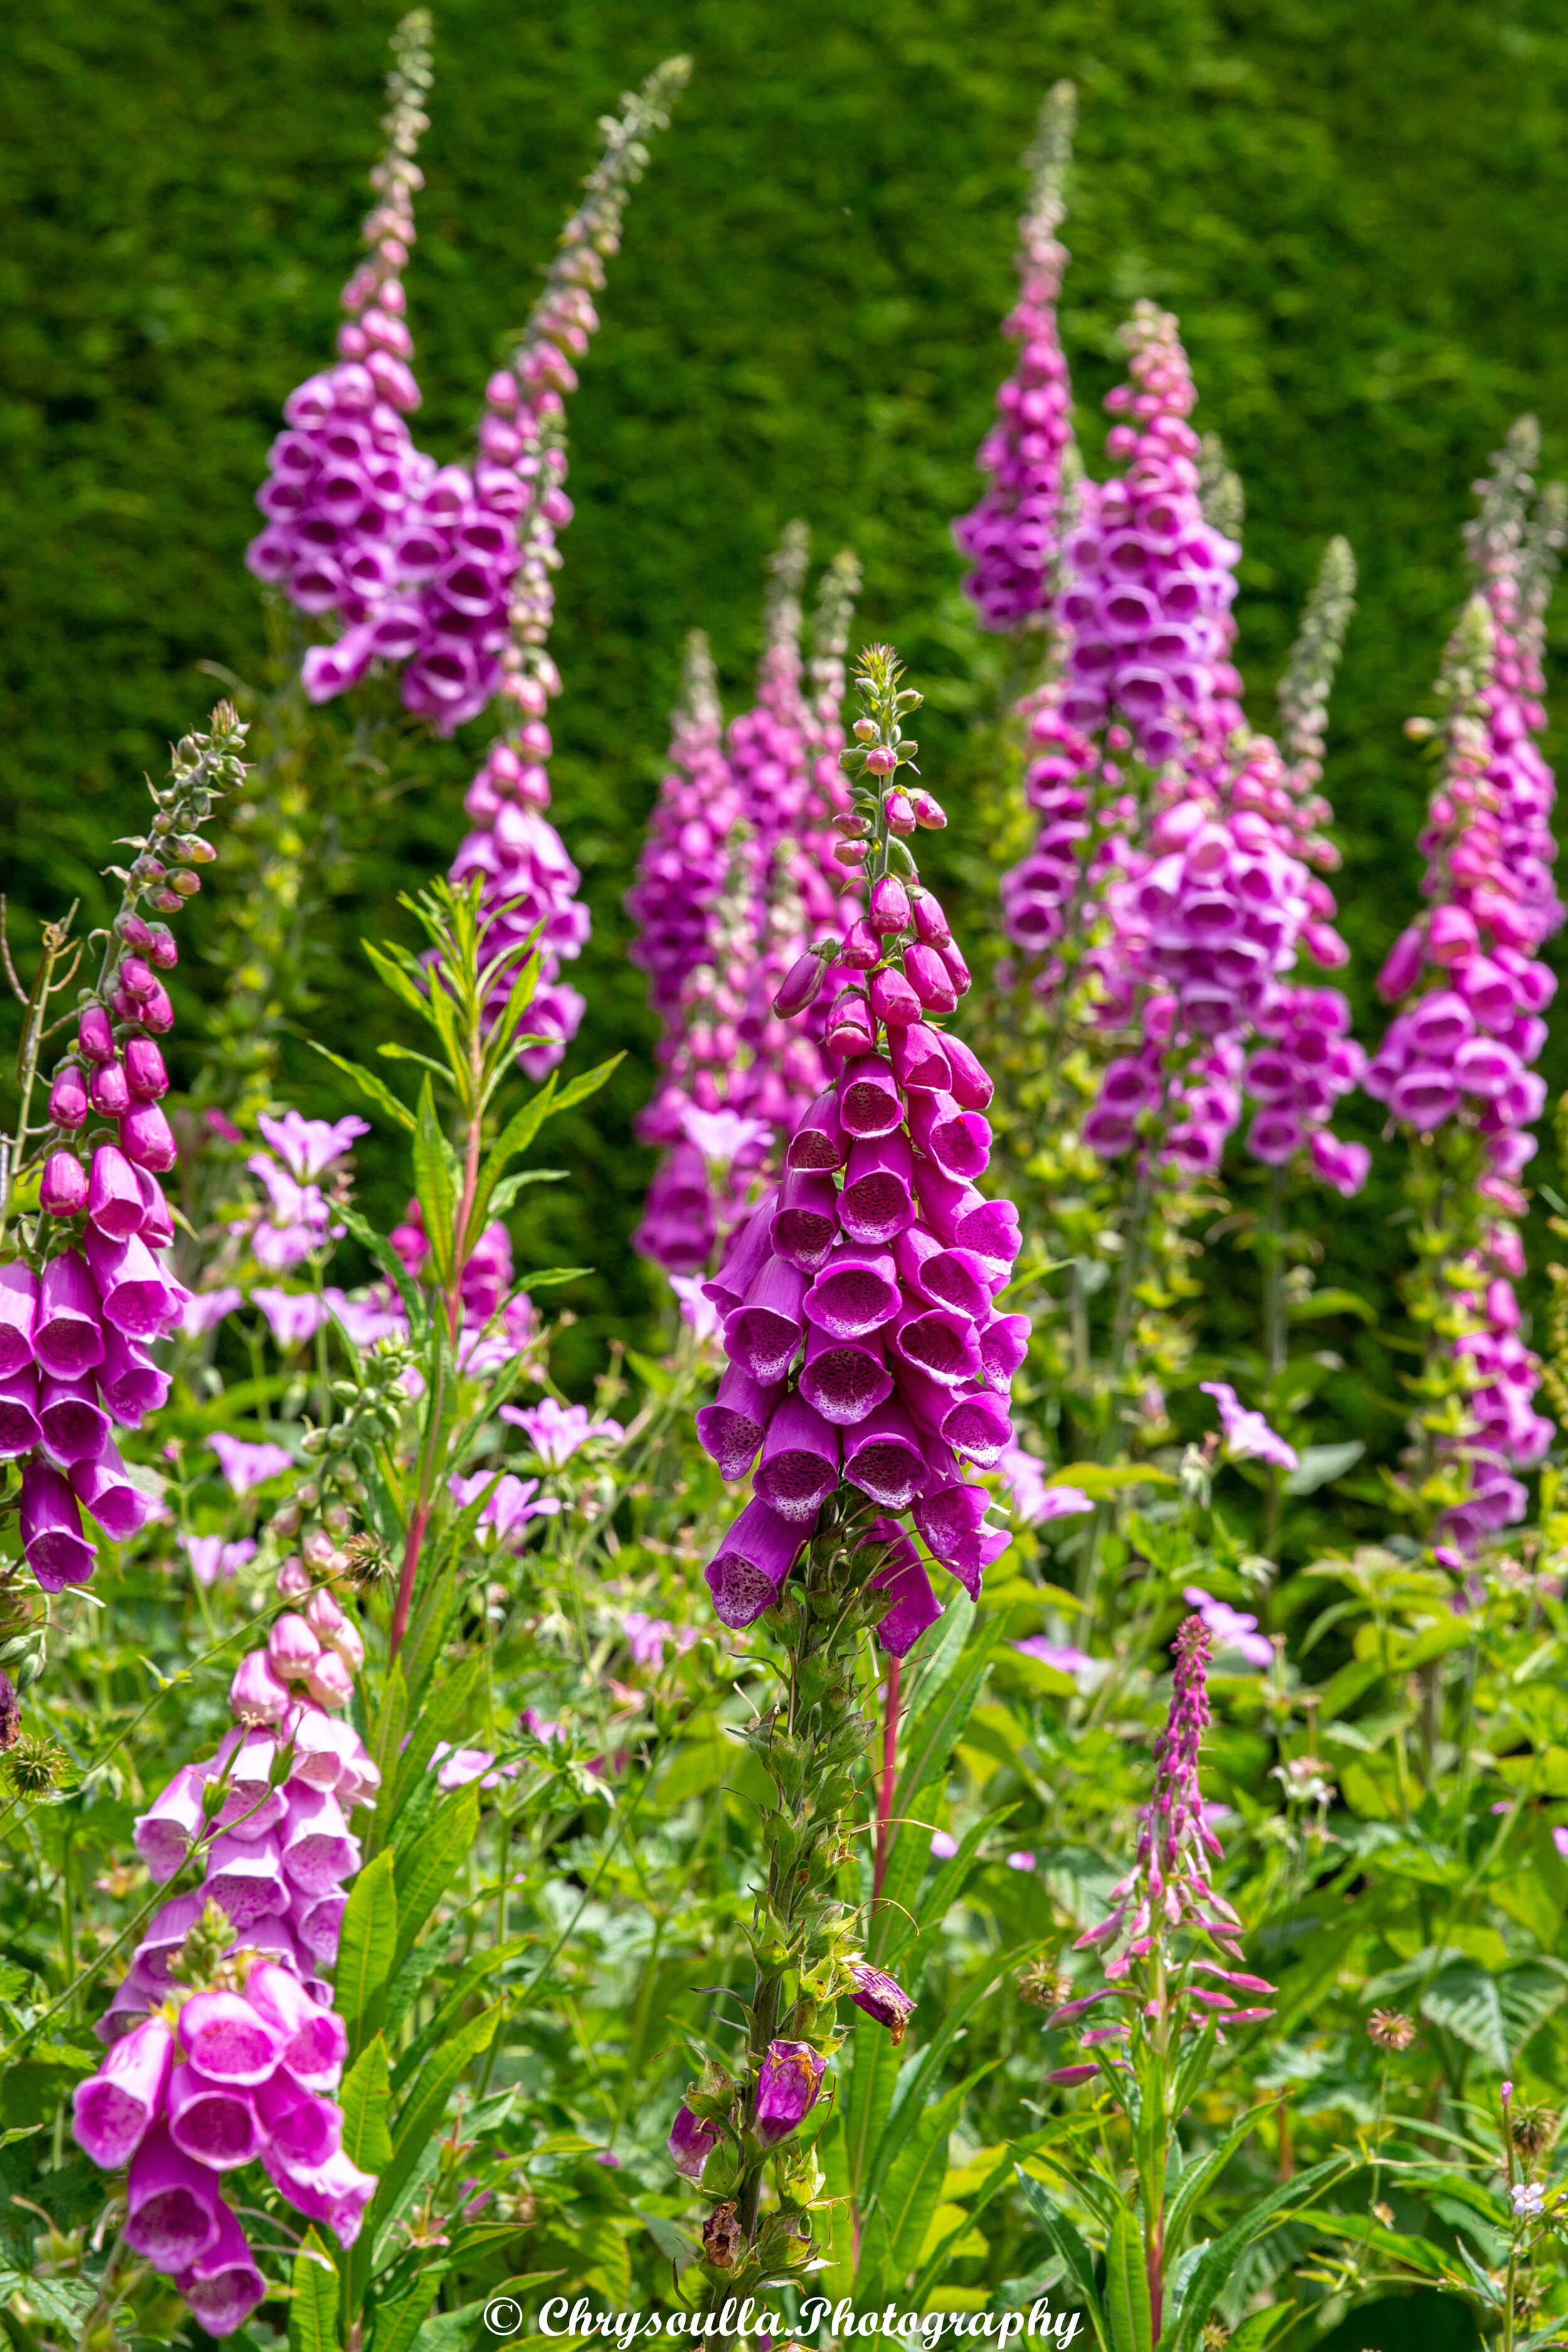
[1,711,247,1599]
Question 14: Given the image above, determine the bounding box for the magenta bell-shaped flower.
[120,1100,179,1173]
[667,2103,719,2181]
[35,1251,105,1379]
[73,2015,174,2168]
[0,1263,38,1377]
[0,1365,42,1457]
[864,1519,943,1658]
[90,1059,131,1117]
[176,2199,267,2339]
[87,1144,146,1239]
[123,1036,171,1101]
[77,1005,114,1064]
[260,2142,376,2249]
[704,1497,807,1629]
[166,2063,263,2172]
[177,1990,285,2087]
[754,2039,827,2146]
[20,1459,98,1591]
[125,2122,225,2270]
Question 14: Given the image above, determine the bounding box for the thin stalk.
[873,1651,901,1903]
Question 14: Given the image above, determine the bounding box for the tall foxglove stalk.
[953,82,1077,634]
[671,647,1017,2286]
[0,710,247,1608]
[630,540,862,1273]
[1365,423,1564,1552]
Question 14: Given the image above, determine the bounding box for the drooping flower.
[753,2040,827,2146]
[845,1961,916,2044]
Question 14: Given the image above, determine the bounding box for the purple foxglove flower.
[20,1459,98,1591]
[753,1391,841,1523]
[770,1167,840,1275]
[34,1251,104,1378]
[73,2015,174,2168]
[260,2142,377,2249]
[802,1244,899,1341]
[839,1131,916,1247]
[304,1647,356,1710]
[72,1438,154,1541]
[837,1053,904,1140]
[696,1361,786,1480]
[906,1374,1013,1470]
[134,1764,209,1883]
[846,1959,916,2043]
[907,1091,991,1184]
[0,1365,41,1457]
[176,2198,267,2338]
[94,1961,163,2045]
[704,1497,807,1629]
[888,1020,953,1095]
[289,1887,347,1968]
[199,1830,290,1928]
[912,1469,1010,1600]
[785,1089,847,1173]
[724,1254,808,1385]
[278,1784,360,1895]
[87,1145,146,1239]
[754,2039,826,2146]
[844,1399,929,1511]
[167,2063,263,2172]
[125,2122,223,2270]
[941,1033,995,1112]
[178,1989,285,2085]
[0,1262,38,1376]
[99,1326,171,1425]
[41,1150,88,1216]
[90,1059,131,1117]
[869,964,924,1027]
[891,1299,983,1391]
[133,1894,208,1987]
[77,1004,114,1064]
[978,1310,1032,1391]
[49,1062,90,1128]
[911,1163,1021,1267]
[81,1228,177,1342]
[245,1960,349,2089]
[903,942,958,1015]
[255,2069,343,2168]
[799,1322,893,1428]
[773,949,829,1017]
[134,1163,176,1248]
[122,1036,170,1101]
[230,1650,292,1727]
[868,874,911,935]
[667,2102,719,2181]
[894,1227,996,1322]
[269,1614,322,1681]
[863,1521,943,1659]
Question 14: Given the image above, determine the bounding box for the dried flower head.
[1367,2008,1417,2052]
[6,1734,67,1796]
[1511,2104,1559,2159]
[340,1531,394,1590]
[1202,2324,1231,2352]
[0,1669,19,1752]
[1018,1959,1073,2011]
[702,2201,745,2271]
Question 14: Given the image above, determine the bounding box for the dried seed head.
[7,1735,66,1796]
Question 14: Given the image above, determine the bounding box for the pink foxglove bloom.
[754,2040,827,2145]
[953,83,1076,632]
[209,1433,294,1496]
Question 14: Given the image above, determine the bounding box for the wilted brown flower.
[702,2201,745,2271]
[1367,2008,1417,2052]
[0,1670,19,1752]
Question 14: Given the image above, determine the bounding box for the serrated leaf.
[381,2006,501,2225]
[307,1042,416,1133]
[385,1655,485,1824]
[336,1850,398,2053]
[550,1052,625,1115]
[487,1168,567,1218]
[1421,1962,1510,2072]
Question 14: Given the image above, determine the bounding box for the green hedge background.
[5,0,1568,1383]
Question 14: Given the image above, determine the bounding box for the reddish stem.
[872,1652,901,1902]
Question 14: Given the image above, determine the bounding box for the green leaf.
[288,2226,341,2352]
[1051,1462,1179,1495]
[486,1168,567,1218]
[385,1653,485,1823]
[1287,2210,1456,2284]
[362,936,437,1026]
[1162,2158,1352,2352]
[379,2005,501,2228]
[1421,1961,1510,2072]
[879,2068,995,2283]
[1283,1441,1365,1496]
[369,2279,442,2352]
[1015,2171,1107,2349]
[391,1941,527,2098]
[335,1850,398,2053]
[874,1954,1038,2187]
[877,1809,1004,1972]
[307,1042,415,1133]
[549,1052,625,1115]
[625,1349,675,1400]
[473,1076,558,1227]
[1227,2310,1293,2352]
[1287,1287,1377,1325]
[340,2037,393,2174]
[1107,2207,1153,2352]
[1162,2099,1271,2250]
[520,1266,592,1291]
[1497,1957,1568,2057]
[393,1782,480,1969]
[337,1204,428,1340]
[413,1076,457,1286]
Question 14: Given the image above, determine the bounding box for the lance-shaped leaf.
[412,1075,458,1290]
[307,1043,416,1133]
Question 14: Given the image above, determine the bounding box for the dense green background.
[5,0,1568,1366]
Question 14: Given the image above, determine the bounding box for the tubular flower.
[1364,425,1564,1550]
[953,82,1077,632]
[7,712,248,1601]
[697,647,1020,1627]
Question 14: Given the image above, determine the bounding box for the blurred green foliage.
[4,0,1568,1362]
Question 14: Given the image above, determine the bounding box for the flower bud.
[885,792,916,836]
[48,1065,89,1130]
[146,928,179,969]
[268,1614,322,1682]
[869,876,911,936]
[840,919,882,971]
[122,1039,169,1101]
[305,1648,356,1708]
[275,1556,311,1598]
[909,790,947,829]
[865,746,897,775]
[119,957,157,1002]
[231,1650,291,1727]
[78,1007,114,1064]
[119,1102,178,1173]
[137,983,175,1034]
[773,951,827,1019]
[41,1151,88,1216]
[90,1061,131,1117]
